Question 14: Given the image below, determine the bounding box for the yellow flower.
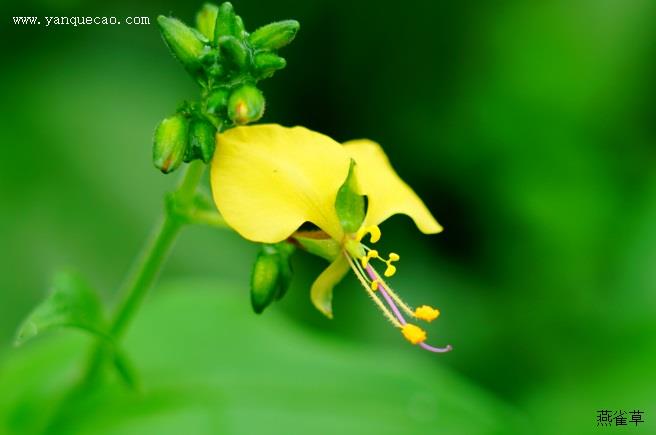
[211,124,452,353]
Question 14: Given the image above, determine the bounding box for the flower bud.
[214,2,244,43]
[195,3,218,41]
[153,114,189,174]
[274,242,295,300]
[253,52,286,79]
[218,36,249,69]
[206,88,230,115]
[228,84,265,125]
[157,16,207,74]
[250,246,281,314]
[187,118,216,163]
[249,20,299,50]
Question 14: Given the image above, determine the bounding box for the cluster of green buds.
[153,2,299,173]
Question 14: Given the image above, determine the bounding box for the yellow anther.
[414,305,440,322]
[368,226,381,243]
[370,280,379,291]
[401,324,427,345]
[360,249,379,268]
[384,264,397,277]
[383,252,399,277]
[355,225,381,243]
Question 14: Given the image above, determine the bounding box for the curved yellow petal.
[343,139,442,234]
[211,125,351,243]
[310,254,350,319]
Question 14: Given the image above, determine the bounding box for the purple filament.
[364,263,453,354]
[364,264,407,324]
[420,342,453,353]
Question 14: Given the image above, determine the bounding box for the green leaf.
[0,280,527,435]
[14,271,105,346]
[335,159,365,234]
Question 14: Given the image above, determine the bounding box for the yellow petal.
[343,139,442,234]
[211,125,351,243]
[310,254,350,319]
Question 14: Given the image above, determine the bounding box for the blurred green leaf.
[0,280,525,435]
[14,272,105,346]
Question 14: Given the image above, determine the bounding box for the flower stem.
[82,161,205,385]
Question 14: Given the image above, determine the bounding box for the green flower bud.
[249,20,299,50]
[234,15,246,38]
[206,88,230,115]
[153,114,189,174]
[187,118,216,163]
[157,16,207,74]
[207,64,224,78]
[228,84,265,125]
[253,52,287,79]
[250,245,281,314]
[199,48,219,67]
[218,36,249,69]
[196,3,219,41]
[214,2,243,43]
[274,242,295,300]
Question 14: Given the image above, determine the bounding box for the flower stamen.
[364,263,416,318]
[401,324,427,344]
[360,249,379,268]
[355,225,381,244]
[351,252,451,353]
[415,305,440,322]
[344,253,401,328]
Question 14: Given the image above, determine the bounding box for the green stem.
[82,161,206,384]
[109,214,180,338]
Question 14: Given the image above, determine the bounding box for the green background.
[1,0,655,434]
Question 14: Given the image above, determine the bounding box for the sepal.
[335,160,366,234]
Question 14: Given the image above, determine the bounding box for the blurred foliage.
[1,0,656,434]
[0,281,525,434]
